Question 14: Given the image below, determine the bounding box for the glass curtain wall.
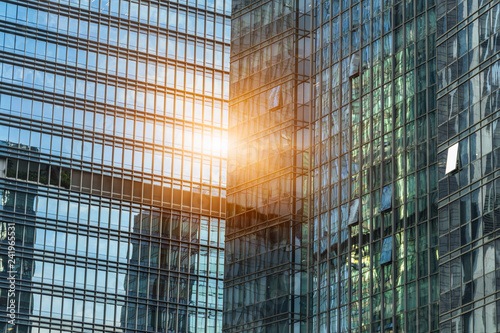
[309,0,439,331]
[437,1,500,331]
[0,0,229,332]
[225,0,312,332]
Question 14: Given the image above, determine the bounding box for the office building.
[437,1,500,331]
[225,0,311,331]
[227,0,443,332]
[0,0,229,332]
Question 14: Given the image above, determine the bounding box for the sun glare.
[202,133,228,157]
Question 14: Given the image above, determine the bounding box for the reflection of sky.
[0,1,230,189]
[0,0,228,330]
[0,113,227,187]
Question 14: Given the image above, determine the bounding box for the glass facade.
[227,0,443,332]
[309,0,439,331]
[225,0,311,331]
[0,0,229,332]
[437,0,500,331]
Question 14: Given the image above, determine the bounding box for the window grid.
[0,0,228,331]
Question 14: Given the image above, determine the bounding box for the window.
[445,142,459,174]
[269,85,282,109]
[380,236,392,265]
[379,184,392,212]
[0,158,6,178]
[349,53,360,77]
[348,198,360,225]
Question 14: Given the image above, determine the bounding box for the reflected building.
[437,1,500,331]
[225,0,312,331]
[0,0,229,332]
[0,141,38,333]
[304,0,440,331]
[227,0,441,332]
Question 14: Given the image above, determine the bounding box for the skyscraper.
[227,0,443,332]
[225,0,311,331]
[307,0,440,330]
[0,0,230,332]
[437,1,500,331]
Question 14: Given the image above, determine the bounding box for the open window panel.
[349,53,360,77]
[380,184,392,213]
[445,142,459,174]
[380,236,393,265]
[268,85,282,110]
[348,198,360,226]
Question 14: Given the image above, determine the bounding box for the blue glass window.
[381,184,392,212]
[381,236,393,265]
